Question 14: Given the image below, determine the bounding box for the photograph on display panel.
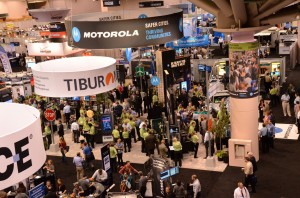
[229,42,259,98]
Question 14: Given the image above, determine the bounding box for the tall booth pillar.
[228,32,259,167]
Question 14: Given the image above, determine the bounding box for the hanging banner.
[65,8,183,49]
[229,42,259,98]
[0,45,12,74]
[31,56,117,97]
[139,1,164,8]
[28,8,70,22]
[166,35,209,48]
[0,103,46,190]
[103,0,120,7]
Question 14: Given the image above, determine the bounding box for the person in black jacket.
[134,92,143,117]
[247,152,257,174]
[145,130,157,156]
[57,120,64,138]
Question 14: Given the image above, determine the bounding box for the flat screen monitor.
[84,96,90,101]
[169,126,179,133]
[73,97,80,101]
[198,64,205,71]
[170,166,179,176]
[101,115,112,133]
[160,170,170,180]
[181,81,187,91]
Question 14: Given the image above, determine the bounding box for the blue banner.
[166,35,209,48]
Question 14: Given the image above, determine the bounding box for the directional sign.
[135,66,145,77]
[151,76,160,86]
[44,108,56,121]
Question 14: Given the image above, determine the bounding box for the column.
[228,31,259,167]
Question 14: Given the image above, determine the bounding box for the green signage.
[135,66,145,77]
[229,42,259,51]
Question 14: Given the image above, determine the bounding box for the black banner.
[65,10,183,49]
[103,0,120,7]
[49,22,66,32]
[139,1,164,8]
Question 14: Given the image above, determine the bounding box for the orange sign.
[39,31,51,37]
[50,32,66,38]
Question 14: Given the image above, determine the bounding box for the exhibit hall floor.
[46,128,228,172]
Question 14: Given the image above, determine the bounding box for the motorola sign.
[31,56,118,97]
[0,103,46,189]
[65,8,183,49]
[151,76,160,86]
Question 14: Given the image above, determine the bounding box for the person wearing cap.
[191,132,199,158]
[173,137,183,167]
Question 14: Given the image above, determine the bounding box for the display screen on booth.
[160,170,170,180]
[170,166,179,176]
[101,115,112,132]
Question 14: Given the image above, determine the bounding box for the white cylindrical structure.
[228,31,259,167]
[31,56,117,97]
[0,103,46,190]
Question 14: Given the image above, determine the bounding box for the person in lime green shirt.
[191,132,199,158]
[89,122,95,148]
[83,120,91,146]
[129,117,137,143]
[79,106,86,117]
[172,137,182,167]
[78,114,86,133]
[189,121,196,137]
[122,128,131,152]
[43,123,52,150]
[112,126,120,142]
[152,94,158,104]
[140,124,147,153]
[143,130,149,141]
[110,143,118,172]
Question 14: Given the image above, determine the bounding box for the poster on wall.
[229,42,259,98]
[65,8,183,49]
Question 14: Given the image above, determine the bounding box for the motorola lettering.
[0,137,32,181]
[83,30,139,38]
[63,72,115,91]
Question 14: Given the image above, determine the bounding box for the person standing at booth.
[140,124,147,153]
[112,125,120,143]
[63,102,71,129]
[83,120,91,147]
[43,123,52,150]
[78,113,86,134]
[191,132,199,158]
[88,122,95,149]
[122,127,131,152]
[204,130,214,159]
[173,137,183,167]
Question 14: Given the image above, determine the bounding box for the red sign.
[50,31,66,38]
[44,109,56,121]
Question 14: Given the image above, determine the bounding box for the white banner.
[31,56,117,97]
[27,42,83,57]
[0,103,46,190]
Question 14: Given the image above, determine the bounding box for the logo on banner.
[179,18,183,32]
[0,136,32,181]
[151,76,160,86]
[138,14,148,19]
[63,71,116,91]
[72,27,81,42]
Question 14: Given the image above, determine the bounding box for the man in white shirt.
[190,175,201,198]
[281,92,291,117]
[91,169,108,184]
[204,131,214,159]
[139,119,148,129]
[233,182,250,198]
[122,120,132,132]
[63,102,71,128]
[71,120,80,143]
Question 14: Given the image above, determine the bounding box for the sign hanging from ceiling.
[103,0,120,7]
[0,103,46,190]
[65,8,183,49]
[139,1,164,8]
[28,8,70,22]
[31,56,117,97]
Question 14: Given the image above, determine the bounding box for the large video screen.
[101,115,112,133]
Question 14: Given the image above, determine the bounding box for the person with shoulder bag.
[59,137,67,162]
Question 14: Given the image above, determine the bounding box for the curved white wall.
[0,0,28,19]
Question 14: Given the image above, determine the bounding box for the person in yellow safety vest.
[140,124,147,153]
[78,114,86,133]
[109,143,118,172]
[112,126,120,143]
[129,117,137,143]
[173,137,183,167]
[80,106,86,117]
[191,132,199,158]
[89,122,95,148]
[43,122,52,150]
[189,121,196,137]
[152,94,158,105]
[83,120,91,147]
[122,128,131,152]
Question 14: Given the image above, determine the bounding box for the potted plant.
[216,150,225,161]
[212,101,230,151]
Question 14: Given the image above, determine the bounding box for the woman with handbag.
[59,137,67,162]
